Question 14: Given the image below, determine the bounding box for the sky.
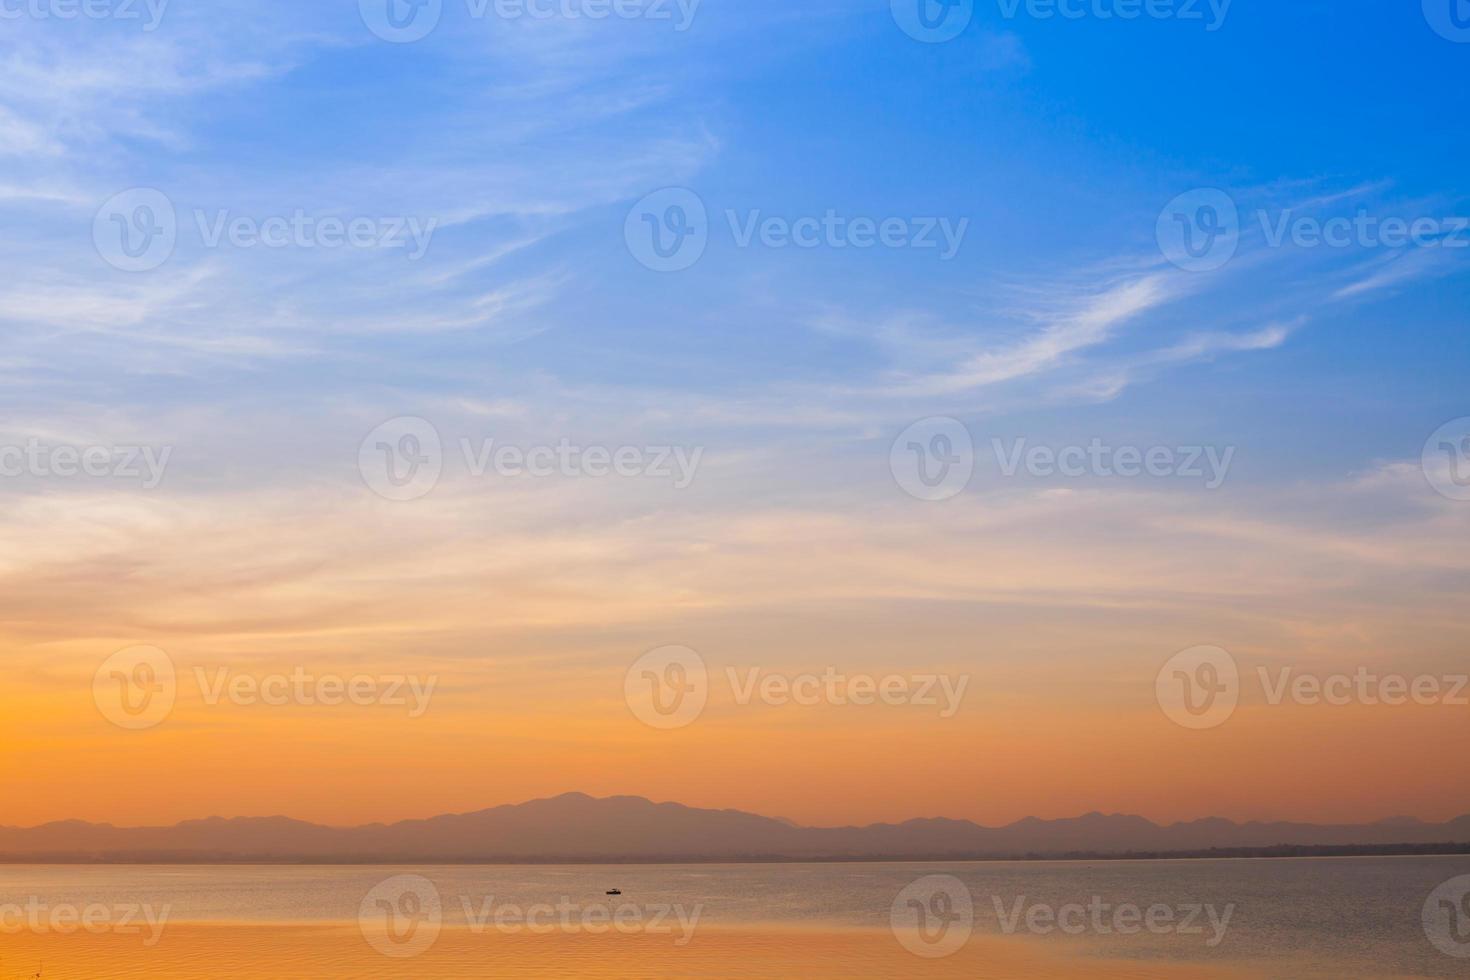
[1,0,1468,831]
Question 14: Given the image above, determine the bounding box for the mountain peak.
[5,796,1467,862]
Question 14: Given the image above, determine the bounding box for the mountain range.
[5,793,1469,863]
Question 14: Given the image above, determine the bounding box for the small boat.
[605,888,622,896]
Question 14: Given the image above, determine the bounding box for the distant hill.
[4,793,1469,863]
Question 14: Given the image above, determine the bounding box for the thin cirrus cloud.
[872,273,1180,399]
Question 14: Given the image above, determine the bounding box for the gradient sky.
[1,0,1468,830]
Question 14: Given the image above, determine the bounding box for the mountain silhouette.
[5,793,1469,862]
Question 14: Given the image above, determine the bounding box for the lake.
[2,856,1467,978]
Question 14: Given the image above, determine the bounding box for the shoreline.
[4,847,1469,867]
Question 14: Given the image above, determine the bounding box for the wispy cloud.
[1332,247,1465,300]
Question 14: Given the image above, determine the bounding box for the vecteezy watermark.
[624,188,708,273]
[1157,189,1240,272]
[94,645,178,731]
[477,0,700,29]
[891,875,974,958]
[1156,645,1239,730]
[624,646,969,730]
[1159,188,1470,272]
[1424,875,1470,958]
[361,875,443,958]
[726,210,968,260]
[1157,645,1469,730]
[1423,417,1470,502]
[94,647,438,730]
[625,645,709,730]
[1254,211,1470,251]
[93,188,439,272]
[358,0,700,43]
[623,188,970,272]
[0,899,171,947]
[358,875,702,959]
[458,896,701,944]
[358,416,444,502]
[358,0,443,43]
[891,0,973,41]
[1424,0,1470,44]
[460,438,701,487]
[0,0,169,30]
[192,209,437,258]
[194,666,437,718]
[891,0,973,42]
[890,417,974,502]
[1257,667,1468,709]
[0,439,172,488]
[93,188,176,272]
[992,438,1235,489]
[992,0,1232,30]
[728,668,969,718]
[890,419,1236,501]
[358,417,704,502]
[992,895,1234,947]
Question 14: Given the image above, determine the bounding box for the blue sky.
[3,0,1465,478]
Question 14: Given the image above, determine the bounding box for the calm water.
[3,856,1467,978]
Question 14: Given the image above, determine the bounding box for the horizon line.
[10,791,1468,833]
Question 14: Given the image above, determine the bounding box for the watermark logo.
[992,438,1235,488]
[94,645,177,731]
[460,438,702,488]
[1161,653,1467,730]
[0,0,169,31]
[629,653,969,729]
[193,209,438,258]
[891,875,973,958]
[1423,417,1470,502]
[359,881,702,957]
[993,895,1233,947]
[96,189,440,269]
[1161,189,1469,271]
[360,0,443,42]
[1259,667,1468,708]
[891,0,973,43]
[359,417,444,502]
[1157,189,1239,272]
[0,440,172,488]
[0,899,171,946]
[891,417,974,502]
[94,188,177,273]
[360,875,444,958]
[1256,211,1468,251]
[361,0,701,40]
[1156,645,1238,730]
[358,421,704,501]
[477,0,701,29]
[626,190,968,269]
[458,895,701,942]
[625,645,708,730]
[1424,875,1470,957]
[1425,0,1470,43]
[726,210,968,259]
[194,667,438,717]
[729,668,969,718]
[98,655,437,730]
[993,0,1231,30]
[625,188,708,272]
